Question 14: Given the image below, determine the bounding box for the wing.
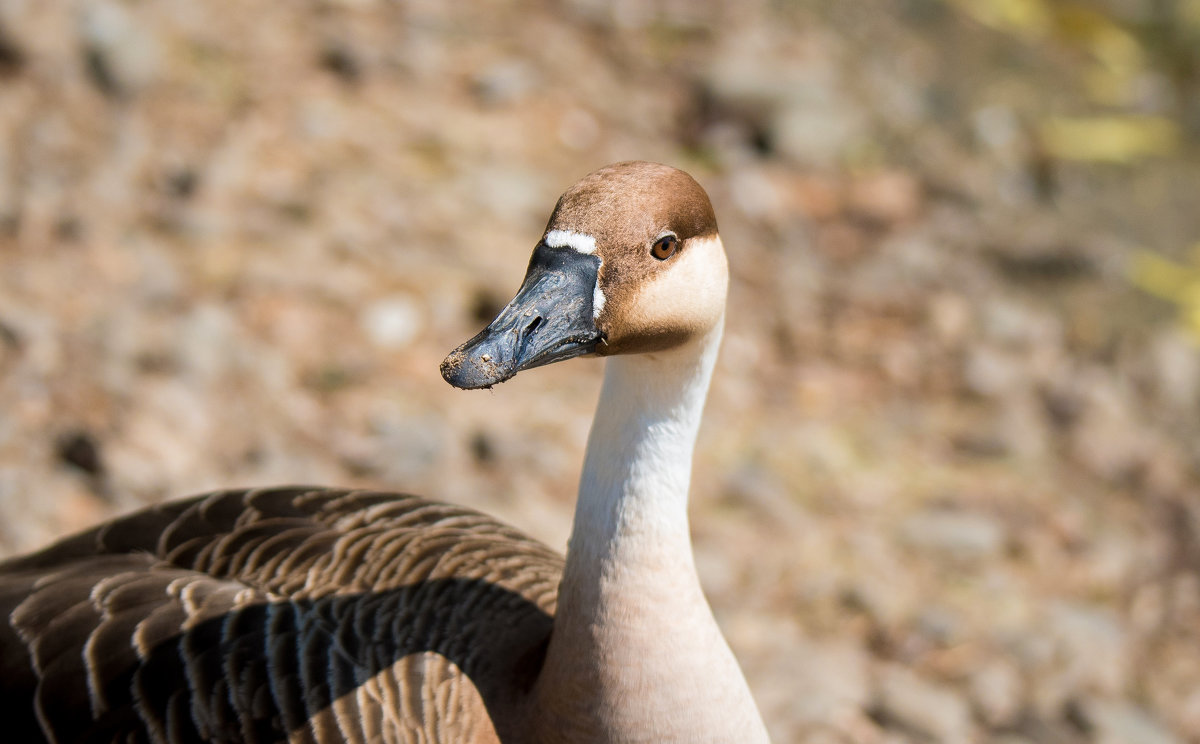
[0,487,564,744]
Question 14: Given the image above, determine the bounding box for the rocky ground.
[3,0,1200,741]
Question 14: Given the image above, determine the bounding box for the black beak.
[441,244,604,390]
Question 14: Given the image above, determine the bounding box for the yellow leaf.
[1042,6,1145,105]
[944,0,1052,38]
[1186,302,1200,338]
[1184,0,1200,32]
[1039,116,1179,162]
[1053,6,1143,70]
[1130,251,1194,302]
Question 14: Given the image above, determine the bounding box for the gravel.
[2,0,1199,741]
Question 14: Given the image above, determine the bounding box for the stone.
[362,295,423,349]
[929,293,973,344]
[773,100,866,168]
[78,1,161,97]
[472,60,537,106]
[848,171,922,225]
[970,659,1024,727]
[703,30,867,166]
[725,614,870,741]
[723,463,809,533]
[963,344,1025,398]
[1150,329,1199,411]
[899,508,1007,564]
[1076,698,1181,744]
[1026,602,1131,716]
[873,664,974,742]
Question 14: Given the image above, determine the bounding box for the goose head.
[441,161,727,389]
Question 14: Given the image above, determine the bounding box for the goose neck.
[524,318,768,742]
[570,322,722,569]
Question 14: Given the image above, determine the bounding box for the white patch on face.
[544,229,597,255]
[545,229,605,318]
[593,281,606,319]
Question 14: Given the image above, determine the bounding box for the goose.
[0,161,771,743]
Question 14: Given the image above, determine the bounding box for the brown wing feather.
[0,486,564,743]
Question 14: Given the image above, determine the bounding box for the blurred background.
[2,0,1200,741]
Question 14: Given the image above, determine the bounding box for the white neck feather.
[526,318,770,743]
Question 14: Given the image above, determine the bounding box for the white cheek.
[544,229,597,255]
[626,234,727,333]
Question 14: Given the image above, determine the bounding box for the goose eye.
[651,235,678,261]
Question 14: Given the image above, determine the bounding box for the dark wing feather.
[0,486,564,743]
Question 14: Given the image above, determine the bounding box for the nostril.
[524,316,543,335]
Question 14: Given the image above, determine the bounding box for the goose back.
[0,487,563,743]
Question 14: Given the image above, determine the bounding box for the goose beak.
[441,244,604,390]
